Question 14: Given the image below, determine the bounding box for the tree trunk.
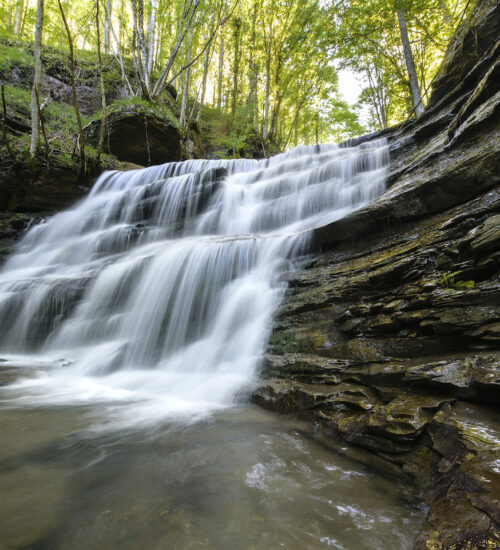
[58,0,86,172]
[195,38,212,120]
[96,0,107,165]
[30,0,44,158]
[179,25,194,129]
[105,0,133,95]
[104,0,111,53]
[284,91,308,149]
[315,112,320,145]
[217,36,224,110]
[195,7,217,121]
[13,0,24,35]
[2,85,12,158]
[246,1,258,126]
[151,0,200,98]
[397,9,424,117]
[130,0,150,96]
[230,18,241,128]
[262,39,272,139]
[147,0,158,80]
[20,0,30,36]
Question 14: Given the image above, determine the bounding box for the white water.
[0,142,388,427]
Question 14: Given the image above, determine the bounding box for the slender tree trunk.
[230,18,241,128]
[103,0,111,53]
[118,1,125,51]
[397,9,424,116]
[20,0,30,36]
[151,0,200,98]
[13,0,24,35]
[284,91,309,149]
[35,86,50,159]
[246,1,258,126]
[96,0,107,165]
[262,19,273,139]
[1,85,12,158]
[137,0,148,88]
[179,25,194,129]
[105,0,133,95]
[147,0,158,79]
[262,37,272,139]
[366,66,385,129]
[30,0,44,158]
[58,0,86,172]
[269,92,282,139]
[217,36,224,110]
[195,8,217,121]
[130,0,150,96]
[194,42,212,120]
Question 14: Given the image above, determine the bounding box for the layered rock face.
[254,2,500,548]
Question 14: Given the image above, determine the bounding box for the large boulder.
[84,110,183,166]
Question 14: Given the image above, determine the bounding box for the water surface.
[0,398,424,550]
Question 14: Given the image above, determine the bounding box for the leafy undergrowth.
[0,83,116,173]
[199,105,280,159]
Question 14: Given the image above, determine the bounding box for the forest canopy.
[1,0,473,154]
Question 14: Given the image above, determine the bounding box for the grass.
[94,96,179,128]
[0,33,135,94]
[0,41,33,72]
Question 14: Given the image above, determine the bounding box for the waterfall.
[0,141,388,425]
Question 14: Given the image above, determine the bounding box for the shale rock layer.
[254,3,500,548]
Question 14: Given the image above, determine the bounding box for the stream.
[0,143,425,548]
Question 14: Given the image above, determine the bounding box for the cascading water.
[0,141,388,426]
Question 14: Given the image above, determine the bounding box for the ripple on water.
[0,404,425,550]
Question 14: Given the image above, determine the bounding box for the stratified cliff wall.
[255,3,500,548]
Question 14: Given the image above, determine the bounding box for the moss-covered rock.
[84,108,182,166]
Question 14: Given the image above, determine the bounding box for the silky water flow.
[0,141,428,550]
[0,141,389,425]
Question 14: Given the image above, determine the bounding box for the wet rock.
[465,215,500,256]
[254,3,500,546]
[0,165,88,212]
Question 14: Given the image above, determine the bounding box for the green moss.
[0,41,33,73]
[92,96,179,128]
[268,330,301,355]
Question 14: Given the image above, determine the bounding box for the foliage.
[0,0,475,156]
[330,0,474,129]
[438,271,475,290]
